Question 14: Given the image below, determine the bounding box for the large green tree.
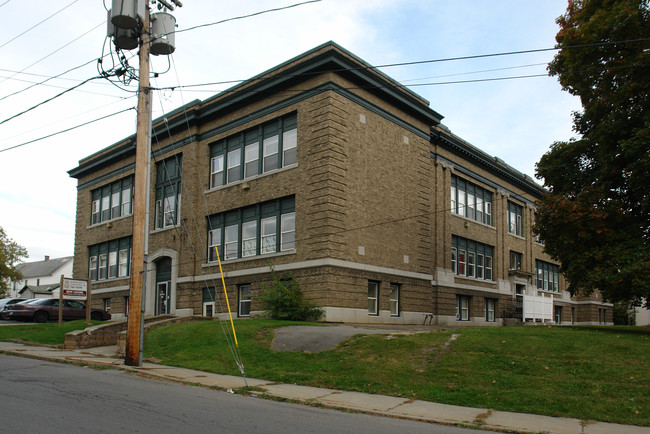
[0,226,28,297]
[535,0,650,306]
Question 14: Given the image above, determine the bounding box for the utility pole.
[106,0,181,367]
[125,7,151,367]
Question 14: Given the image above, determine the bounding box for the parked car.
[5,299,111,322]
[0,298,27,320]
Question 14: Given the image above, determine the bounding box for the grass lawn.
[0,320,104,345]
[144,320,650,426]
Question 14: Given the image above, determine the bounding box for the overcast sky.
[0,0,581,263]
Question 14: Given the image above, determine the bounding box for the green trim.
[76,163,135,191]
[431,129,545,199]
[432,152,540,206]
[70,43,441,180]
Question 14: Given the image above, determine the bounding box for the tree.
[259,265,323,321]
[535,0,650,307]
[0,226,29,297]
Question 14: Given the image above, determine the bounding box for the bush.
[259,266,323,321]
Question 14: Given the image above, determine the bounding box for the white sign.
[62,278,88,300]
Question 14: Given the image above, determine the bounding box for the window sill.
[203,249,296,268]
[454,275,496,286]
[91,276,130,284]
[507,233,526,241]
[450,213,495,230]
[205,164,298,194]
[150,224,181,235]
[87,213,132,229]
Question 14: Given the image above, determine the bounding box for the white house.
[10,256,73,299]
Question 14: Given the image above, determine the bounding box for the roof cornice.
[431,127,545,198]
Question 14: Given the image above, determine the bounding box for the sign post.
[60,277,91,325]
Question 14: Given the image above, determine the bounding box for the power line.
[0,21,104,86]
[175,0,323,35]
[0,57,105,102]
[0,107,135,154]
[0,0,79,49]
[153,37,650,93]
[0,76,103,126]
[0,73,129,98]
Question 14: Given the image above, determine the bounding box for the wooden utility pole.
[125,8,151,367]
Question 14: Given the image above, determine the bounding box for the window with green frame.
[536,260,559,292]
[90,177,133,225]
[508,201,523,236]
[88,237,131,281]
[207,196,295,262]
[154,156,182,230]
[451,235,494,280]
[450,175,493,226]
[209,113,297,189]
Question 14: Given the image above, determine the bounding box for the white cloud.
[0,0,581,259]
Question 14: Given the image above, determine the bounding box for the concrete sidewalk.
[0,341,647,434]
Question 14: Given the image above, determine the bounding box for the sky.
[0,0,582,263]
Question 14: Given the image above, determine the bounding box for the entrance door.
[156,281,170,315]
[155,257,172,315]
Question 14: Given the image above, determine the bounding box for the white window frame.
[89,256,98,281]
[227,149,241,183]
[111,191,120,220]
[101,195,110,222]
[208,229,221,262]
[485,298,495,322]
[457,295,470,321]
[121,186,131,216]
[261,217,277,254]
[458,249,467,276]
[476,253,484,279]
[467,251,475,278]
[224,224,239,260]
[451,247,457,273]
[98,253,107,280]
[368,281,379,315]
[244,142,259,179]
[242,220,257,257]
[280,212,295,251]
[389,283,400,317]
[118,249,129,277]
[263,135,279,173]
[108,251,118,279]
[91,199,100,225]
[282,128,297,167]
[210,155,224,188]
[238,284,251,317]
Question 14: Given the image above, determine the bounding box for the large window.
[90,177,133,225]
[508,201,523,236]
[368,281,379,315]
[451,236,493,280]
[456,295,470,321]
[88,237,131,282]
[210,113,297,189]
[451,176,493,225]
[154,156,182,230]
[207,196,295,262]
[536,260,559,292]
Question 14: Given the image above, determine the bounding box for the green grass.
[144,320,650,426]
[0,320,104,345]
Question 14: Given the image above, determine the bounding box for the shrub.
[259,266,323,321]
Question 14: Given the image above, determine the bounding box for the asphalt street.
[0,354,488,434]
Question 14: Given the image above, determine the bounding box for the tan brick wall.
[70,44,609,325]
